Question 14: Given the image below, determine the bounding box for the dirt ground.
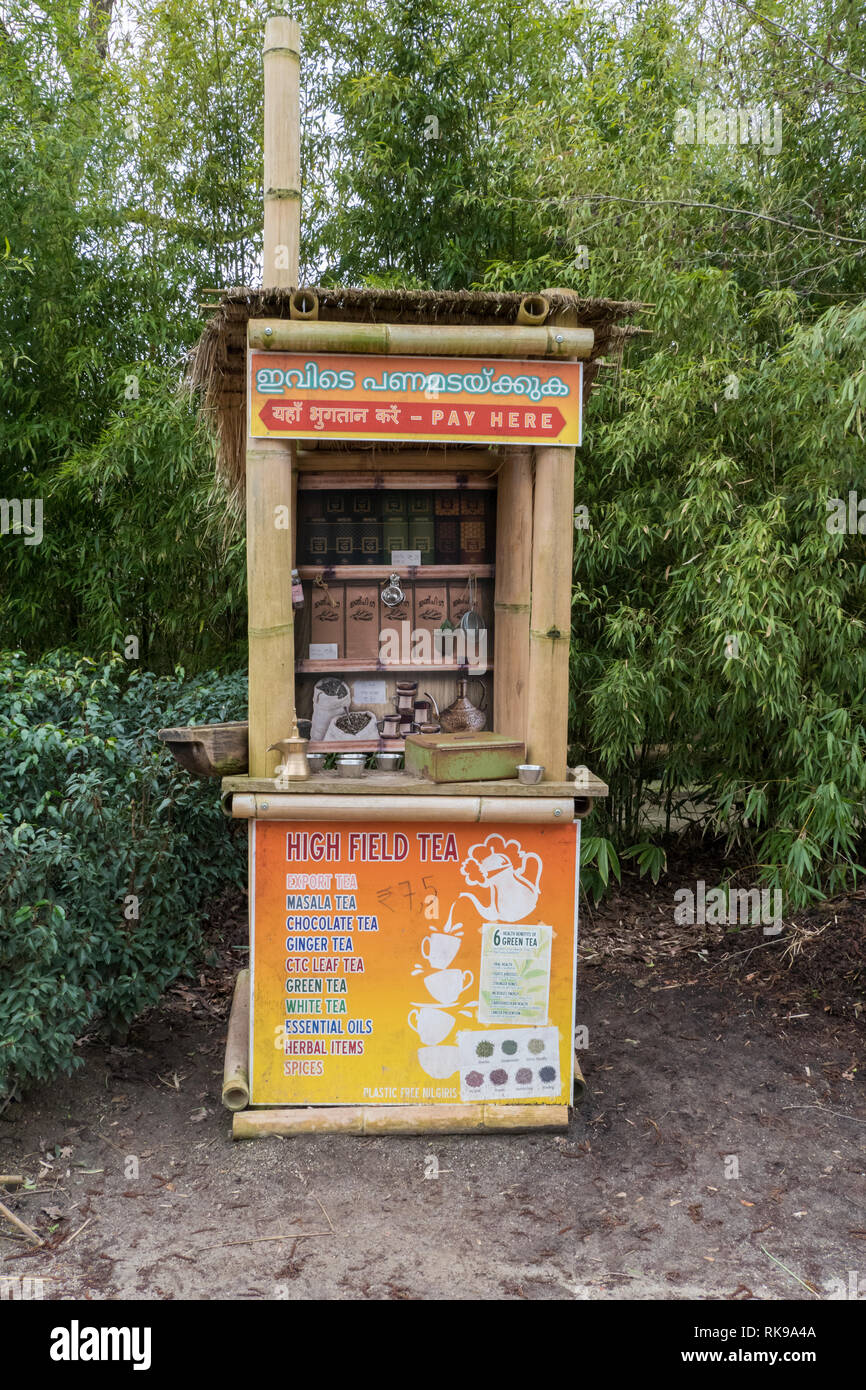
[1,855,863,1302]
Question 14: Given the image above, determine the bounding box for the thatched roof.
[189,285,648,501]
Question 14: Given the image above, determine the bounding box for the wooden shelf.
[297,564,494,580]
[296,660,493,674]
[297,470,496,488]
[308,738,404,753]
[223,770,611,799]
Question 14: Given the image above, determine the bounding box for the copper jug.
[440,678,487,733]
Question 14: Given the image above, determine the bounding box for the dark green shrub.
[0,650,246,1100]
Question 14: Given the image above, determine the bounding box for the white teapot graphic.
[443,834,542,929]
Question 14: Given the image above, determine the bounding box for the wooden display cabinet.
[293,470,497,754]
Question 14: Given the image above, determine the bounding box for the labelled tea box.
[309,581,344,657]
[344,584,379,661]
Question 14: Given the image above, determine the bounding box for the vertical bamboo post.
[493,447,533,742]
[247,17,301,777]
[263,16,301,287]
[526,292,580,781]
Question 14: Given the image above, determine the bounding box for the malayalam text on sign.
[249,352,583,446]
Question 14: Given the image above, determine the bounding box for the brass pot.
[439,678,487,733]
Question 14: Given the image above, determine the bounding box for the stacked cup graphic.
[408,931,472,1080]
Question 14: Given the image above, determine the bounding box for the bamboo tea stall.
[179,18,644,1138]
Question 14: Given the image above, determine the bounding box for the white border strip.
[569,818,582,1097]
[249,819,257,1105]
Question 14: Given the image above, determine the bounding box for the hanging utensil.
[459,572,485,635]
[381,572,406,609]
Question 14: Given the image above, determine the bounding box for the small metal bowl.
[517,763,545,784]
[337,754,367,778]
[375,752,402,772]
[306,753,326,774]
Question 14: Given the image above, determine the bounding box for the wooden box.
[344,583,380,660]
[413,584,448,640]
[309,580,344,658]
[403,731,525,782]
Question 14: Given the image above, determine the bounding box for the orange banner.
[248,352,583,446]
[250,820,581,1106]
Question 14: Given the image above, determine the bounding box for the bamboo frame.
[222,969,251,1111]
[263,17,300,285]
[233,1104,569,1138]
[247,18,300,777]
[516,294,550,326]
[493,447,533,742]
[230,792,574,822]
[526,444,574,781]
[246,436,295,776]
[249,319,594,359]
[224,21,605,1141]
[526,292,580,781]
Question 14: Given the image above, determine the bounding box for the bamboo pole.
[232,794,485,821]
[233,1104,568,1139]
[493,447,533,742]
[247,17,301,777]
[248,319,594,359]
[246,435,295,776]
[263,17,300,285]
[289,289,318,320]
[526,292,581,782]
[516,294,550,326]
[230,793,574,821]
[478,797,572,822]
[222,969,251,1112]
[526,447,574,781]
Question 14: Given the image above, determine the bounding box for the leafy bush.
[0,651,246,1101]
[570,294,866,908]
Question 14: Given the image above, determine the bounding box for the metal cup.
[517,764,544,784]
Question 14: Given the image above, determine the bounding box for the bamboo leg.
[246,438,295,776]
[493,447,533,741]
[222,970,251,1111]
[573,1054,587,1104]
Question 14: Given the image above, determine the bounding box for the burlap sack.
[323,710,379,742]
[310,679,350,741]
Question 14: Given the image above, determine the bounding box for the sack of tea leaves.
[311,677,350,741]
[323,710,379,741]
